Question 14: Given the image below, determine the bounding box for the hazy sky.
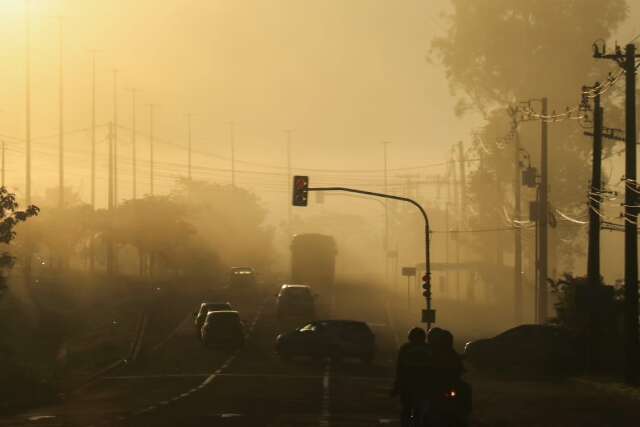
[0,0,480,206]
[0,0,638,267]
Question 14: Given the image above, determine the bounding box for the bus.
[290,233,337,299]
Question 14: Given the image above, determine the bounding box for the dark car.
[228,267,257,294]
[201,310,245,350]
[276,284,316,320]
[463,324,580,375]
[193,302,233,334]
[275,320,375,363]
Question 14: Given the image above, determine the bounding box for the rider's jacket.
[393,341,434,395]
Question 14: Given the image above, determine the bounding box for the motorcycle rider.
[391,327,434,427]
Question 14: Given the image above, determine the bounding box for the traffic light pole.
[306,185,434,327]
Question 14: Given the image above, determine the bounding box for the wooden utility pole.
[594,42,640,385]
[58,17,64,208]
[90,50,97,209]
[587,84,603,287]
[149,104,154,196]
[187,113,192,180]
[130,89,137,199]
[25,0,31,205]
[112,70,119,206]
[538,97,549,323]
[1,141,5,187]
[513,123,523,322]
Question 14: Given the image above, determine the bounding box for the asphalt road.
[1,285,403,427]
[6,284,640,427]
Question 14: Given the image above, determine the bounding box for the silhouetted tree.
[0,187,39,296]
[431,0,628,271]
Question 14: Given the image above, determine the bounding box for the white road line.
[131,299,267,418]
[319,359,331,427]
[106,372,391,381]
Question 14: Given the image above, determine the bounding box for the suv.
[276,284,316,320]
[275,320,375,363]
[193,302,233,335]
[201,310,245,350]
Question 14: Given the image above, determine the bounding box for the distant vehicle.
[193,302,233,334]
[275,320,375,363]
[290,234,337,299]
[228,266,257,294]
[201,310,245,350]
[463,324,580,375]
[276,284,316,320]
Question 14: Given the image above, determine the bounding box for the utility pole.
[108,122,114,209]
[112,69,118,206]
[149,104,154,196]
[587,84,603,287]
[228,121,236,187]
[129,89,137,199]
[458,141,471,300]
[538,97,549,323]
[58,17,64,208]
[90,50,97,209]
[25,0,31,205]
[382,141,391,287]
[286,130,293,234]
[1,141,5,187]
[511,109,523,323]
[107,122,114,275]
[622,45,639,386]
[187,113,192,180]
[593,43,640,385]
[451,150,460,299]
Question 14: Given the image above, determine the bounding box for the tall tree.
[431,0,628,272]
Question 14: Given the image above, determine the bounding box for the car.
[463,324,580,375]
[200,310,245,350]
[228,266,257,294]
[276,284,316,320]
[193,302,233,334]
[275,320,375,364]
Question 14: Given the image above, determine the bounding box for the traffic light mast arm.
[308,186,433,325]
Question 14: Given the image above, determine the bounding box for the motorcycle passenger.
[391,327,433,427]
[428,327,472,423]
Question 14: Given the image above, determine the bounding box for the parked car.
[276,284,316,320]
[275,320,375,363]
[200,310,245,350]
[193,302,233,334]
[463,324,580,375]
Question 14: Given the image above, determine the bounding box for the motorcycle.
[411,382,471,427]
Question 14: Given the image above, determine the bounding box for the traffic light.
[422,274,430,297]
[292,175,309,206]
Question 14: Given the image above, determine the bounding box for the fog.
[1,0,640,355]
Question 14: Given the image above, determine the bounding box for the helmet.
[427,327,446,345]
[428,327,453,350]
[408,327,426,343]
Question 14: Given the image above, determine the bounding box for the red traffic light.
[422,274,428,282]
[292,175,309,207]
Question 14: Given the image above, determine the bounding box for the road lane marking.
[131,298,267,418]
[319,359,331,427]
[105,372,391,382]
